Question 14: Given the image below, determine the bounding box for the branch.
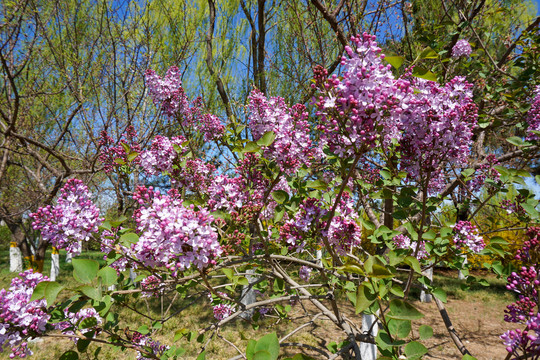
[205,0,233,119]
[433,296,472,356]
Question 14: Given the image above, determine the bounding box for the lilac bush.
[451,39,472,58]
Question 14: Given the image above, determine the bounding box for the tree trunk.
[360,312,379,359]
[420,262,434,303]
[50,247,60,281]
[9,241,22,272]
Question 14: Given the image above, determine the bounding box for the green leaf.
[306,179,327,190]
[59,350,79,360]
[257,131,276,147]
[388,299,424,320]
[80,316,98,329]
[98,267,118,287]
[120,232,139,244]
[384,55,405,69]
[236,276,249,286]
[432,288,447,303]
[30,281,47,302]
[253,351,272,360]
[355,284,377,314]
[244,141,260,153]
[521,203,539,217]
[44,282,63,306]
[79,285,102,301]
[388,319,411,338]
[72,259,99,284]
[419,325,433,340]
[77,338,91,353]
[196,351,206,360]
[271,190,289,204]
[404,341,428,359]
[422,229,437,240]
[404,256,422,274]
[412,67,437,81]
[246,339,257,360]
[419,47,438,59]
[506,136,524,147]
[222,268,234,280]
[462,355,478,360]
[254,333,279,360]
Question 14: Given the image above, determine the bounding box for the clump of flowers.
[299,266,312,282]
[30,179,103,255]
[452,221,485,253]
[98,125,142,173]
[131,331,169,360]
[248,90,321,174]
[399,76,478,192]
[212,304,235,321]
[280,193,362,254]
[141,275,164,297]
[526,85,540,141]
[393,234,428,259]
[451,39,472,58]
[54,307,102,343]
[146,67,224,140]
[139,135,186,175]
[0,270,50,358]
[132,190,222,276]
[468,154,501,192]
[501,227,540,358]
[314,32,412,156]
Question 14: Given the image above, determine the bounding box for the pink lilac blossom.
[0,270,50,358]
[280,193,362,254]
[399,76,478,191]
[314,33,413,157]
[132,190,222,276]
[145,67,224,140]
[468,154,501,192]
[98,125,142,173]
[451,39,472,58]
[526,86,540,141]
[30,179,103,255]
[212,304,235,321]
[139,135,186,175]
[54,308,102,343]
[131,331,169,360]
[140,275,164,297]
[452,221,485,253]
[501,195,527,218]
[248,90,322,174]
[172,158,216,193]
[299,266,312,282]
[501,227,540,358]
[393,234,428,259]
[145,66,187,117]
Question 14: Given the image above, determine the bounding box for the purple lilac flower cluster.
[299,266,312,282]
[280,193,362,254]
[501,195,527,218]
[501,227,540,358]
[132,189,222,276]
[392,234,428,259]
[314,33,412,157]
[526,86,540,141]
[468,154,500,192]
[452,221,485,253]
[451,39,472,58]
[139,135,186,175]
[54,307,102,343]
[98,125,142,173]
[30,179,103,255]
[131,331,169,360]
[208,292,235,321]
[145,67,224,140]
[248,90,322,174]
[140,275,164,297]
[399,76,478,191]
[0,270,49,358]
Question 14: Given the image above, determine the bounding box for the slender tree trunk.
[420,262,434,303]
[50,247,59,281]
[360,311,379,359]
[9,241,22,272]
